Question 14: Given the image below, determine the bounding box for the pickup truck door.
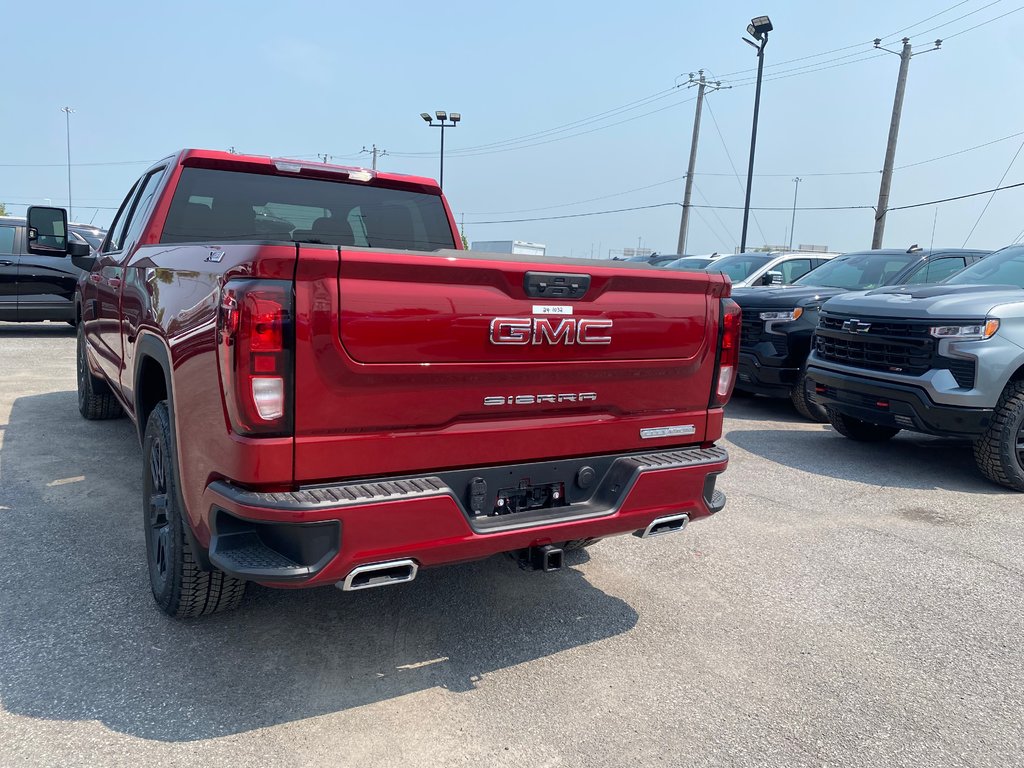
[0,223,18,319]
[84,178,142,386]
[16,242,81,321]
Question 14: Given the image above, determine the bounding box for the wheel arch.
[134,333,213,570]
[134,334,174,444]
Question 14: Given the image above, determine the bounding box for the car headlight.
[929,319,999,339]
[759,308,803,322]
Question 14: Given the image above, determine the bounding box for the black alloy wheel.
[145,433,172,594]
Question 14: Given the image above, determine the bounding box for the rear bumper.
[201,446,728,587]
[806,365,993,437]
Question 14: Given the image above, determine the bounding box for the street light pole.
[420,111,461,189]
[739,15,773,254]
[61,106,74,219]
[789,177,801,250]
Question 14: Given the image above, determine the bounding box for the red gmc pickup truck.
[26,149,737,618]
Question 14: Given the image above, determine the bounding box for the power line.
[715,1,971,78]
[881,0,974,39]
[902,0,1005,39]
[961,136,1024,245]
[888,180,1024,211]
[944,4,1024,39]
[0,160,152,168]
[460,129,1024,217]
[467,180,1024,224]
[468,203,683,225]
[895,129,1024,170]
[461,175,685,215]
[703,96,768,244]
[692,182,736,246]
[414,94,699,159]
[389,86,680,157]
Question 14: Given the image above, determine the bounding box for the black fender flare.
[133,333,213,570]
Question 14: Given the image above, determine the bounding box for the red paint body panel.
[76,147,733,589]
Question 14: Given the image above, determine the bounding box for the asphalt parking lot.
[1,321,1022,768]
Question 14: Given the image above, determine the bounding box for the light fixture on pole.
[739,15,772,253]
[61,106,75,220]
[420,110,461,189]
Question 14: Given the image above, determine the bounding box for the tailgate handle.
[523,271,591,300]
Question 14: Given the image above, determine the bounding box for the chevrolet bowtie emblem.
[842,319,871,333]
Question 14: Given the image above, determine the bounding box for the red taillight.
[711,298,741,407]
[218,280,293,436]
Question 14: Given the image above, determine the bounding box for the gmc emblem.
[489,317,613,345]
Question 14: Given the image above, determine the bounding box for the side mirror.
[762,270,783,286]
[26,206,70,256]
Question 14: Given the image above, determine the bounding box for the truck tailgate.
[292,246,726,482]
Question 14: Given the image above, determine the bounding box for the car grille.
[740,308,788,356]
[816,313,978,387]
[740,315,765,348]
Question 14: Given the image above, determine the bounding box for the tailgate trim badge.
[640,425,697,439]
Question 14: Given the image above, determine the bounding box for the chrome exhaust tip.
[339,559,418,591]
[635,513,689,539]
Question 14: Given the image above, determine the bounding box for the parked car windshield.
[793,252,918,290]
[665,257,712,270]
[161,167,457,251]
[945,246,1024,288]
[72,229,105,249]
[708,254,772,282]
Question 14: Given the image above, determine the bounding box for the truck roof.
[166,148,441,192]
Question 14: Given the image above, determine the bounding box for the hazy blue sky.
[3,0,1023,257]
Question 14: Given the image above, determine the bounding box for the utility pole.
[676,71,724,254]
[788,177,801,250]
[61,106,74,220]
[361,144,387,170]
[318,153,330,163]
[871,37,941,248]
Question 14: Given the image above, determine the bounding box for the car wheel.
[77,323,123,420]
[144,401,246,617]
[826,407,900,442]
[973,381,1024,491]
[790,368,828,422]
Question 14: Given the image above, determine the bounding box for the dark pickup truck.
[733,247,989,420]
[0,215,105,323]
[26,149,739,617]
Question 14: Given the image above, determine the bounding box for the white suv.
[710,251,837,288]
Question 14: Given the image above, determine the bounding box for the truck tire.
[77,324,123,420]
[826,407,900,442]
[790,368,828,423]
[144,402,246,617]
[973,381,1024,491]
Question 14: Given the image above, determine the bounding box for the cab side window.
[779,258,813,283]
[120,168,167,254]
[102,179,143,254]
[925,257,966,283]
[903,257,966,285]
[0,225,16,255]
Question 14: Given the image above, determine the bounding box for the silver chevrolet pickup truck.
[805,245,1024,491]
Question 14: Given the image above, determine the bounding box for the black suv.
[0,216,106,323]
[732,246,990,420]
